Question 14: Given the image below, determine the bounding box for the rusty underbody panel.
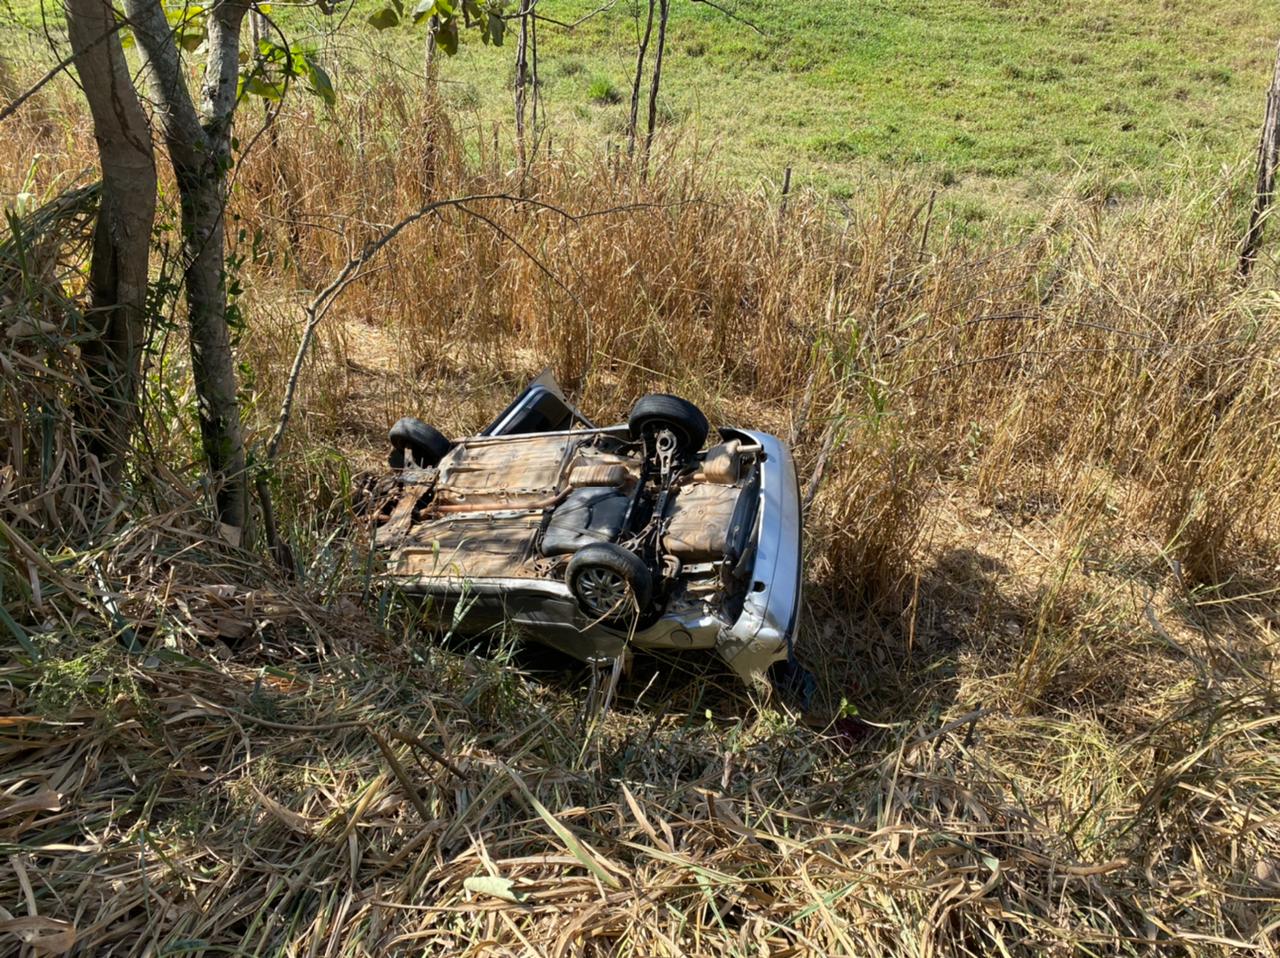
[376,430,746,584]
[389,513,544,581]
[662,482,742,561]
[433,433,576,512]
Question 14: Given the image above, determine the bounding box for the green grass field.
[281,0,1278,206]
[3,0,1275,215]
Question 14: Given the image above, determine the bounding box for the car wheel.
[628,394,710,455]
[567,543,653,621]
[389,417,451,468]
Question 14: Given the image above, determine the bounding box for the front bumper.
[715,428,803,691]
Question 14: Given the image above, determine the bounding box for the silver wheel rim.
[577,567,630,617]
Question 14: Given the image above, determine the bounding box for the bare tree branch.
[1240,40,1280,278]
[3,50,83,124]
[643,0,669,165]
[266,194,675,461]
[627,0,655,156]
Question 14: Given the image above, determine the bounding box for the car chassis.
[372,374,804,695]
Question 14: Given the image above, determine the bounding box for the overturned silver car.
[373,375,804,696]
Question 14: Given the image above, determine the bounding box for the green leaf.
[285,44,310,75]
[463,875,527,903]
[0,601,39,662]
[244,74,284,100]
[303,56,336,107]
[367,5,400,28]
[434,0,455,13]
[411,0,436,23]
[164,2,205,28]
[177,24,206,52]
[486,11,504,45]
[436,15,459,55]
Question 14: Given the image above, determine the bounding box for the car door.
[481,370,593,437]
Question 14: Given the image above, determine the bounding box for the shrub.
[586,75,622,104]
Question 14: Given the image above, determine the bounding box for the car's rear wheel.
[389,417,451,468]
[628,394,710,456]
[567,543,653,621]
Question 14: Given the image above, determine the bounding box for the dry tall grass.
[2,62,1279,956]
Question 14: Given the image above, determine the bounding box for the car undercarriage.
[372,377,805,697]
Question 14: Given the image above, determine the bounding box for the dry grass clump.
[0,182,111,544]
[1,64,1280,955]
[3,574,1277,954]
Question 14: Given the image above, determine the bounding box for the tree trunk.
[627,0,655,157]
[529,12,540,144]
[64,0,157,477]
[1240,41,1280,278]
[514,0,530,169]
[190,0,251,535]
[123,0,252,540]
[424,14,441,80]
[642,0,669,167]
[180,174,249,534]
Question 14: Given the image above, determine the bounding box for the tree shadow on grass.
[800,547,1023,728]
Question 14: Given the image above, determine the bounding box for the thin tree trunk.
[181,178,248,534]
[249,8,263,49]
[514,0,530,169]
[424,14,441,80]
[529,11,540,147]
[124,0,252,540]
[642,0,669,167]
[64,0,157,478]
[1240,41,1280,278]
[627,0,654,157]
[191,0,251,537]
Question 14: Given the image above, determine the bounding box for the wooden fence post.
[1239,40,1280,278]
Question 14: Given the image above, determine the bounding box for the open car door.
[480,370,594,437]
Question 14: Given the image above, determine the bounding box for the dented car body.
[373,375,803,694]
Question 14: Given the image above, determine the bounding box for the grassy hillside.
[263,0,1279,210]
[4,0,1276,211]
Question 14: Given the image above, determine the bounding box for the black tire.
[389,417,451,468]
[628,394,709,454]
[566,543,653,620]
